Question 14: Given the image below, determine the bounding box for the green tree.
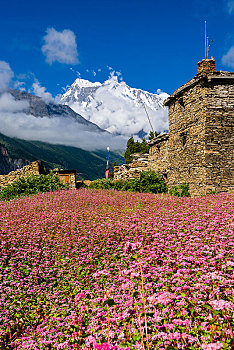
[124,136,135,164]
[149,131,160,140]
[124,137,150,164]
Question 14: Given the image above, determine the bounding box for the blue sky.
[1,0,234,96]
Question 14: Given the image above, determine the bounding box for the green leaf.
[132,335,141,341]
[132,291,139,298]
[203,304,212,310]
[103,298,115,307]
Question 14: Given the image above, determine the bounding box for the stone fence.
[114,153,150,180]
[113,134,170,182]
[0,161,46,189]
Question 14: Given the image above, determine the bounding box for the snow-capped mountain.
[60,76,169,138]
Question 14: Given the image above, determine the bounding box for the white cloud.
[14,81,26,91]
[0,92,29,112]
[222,46,234,68]
[0,61,14,91]
[226,0,234,13]
[108,69,123,81]
[0,92,126,151]
[32,80,54,103]
[42,28,79,65]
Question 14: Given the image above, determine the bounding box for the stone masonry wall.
[148,133,169,180]
[166,71,234,196]
[0,161,45,188]
[166,82,208,196]
[112,60,234,197]
[204,80,234,193]
[114,153,149,180]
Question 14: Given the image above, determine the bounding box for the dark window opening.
[178,98,185,109]
[180,131,187,147]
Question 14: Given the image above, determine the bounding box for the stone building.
[53,169,76,189]
[114,153,149,180]
[148,133,169,181]
[114,58,234,196]
[0,161,77,189]
[0,161,46,188]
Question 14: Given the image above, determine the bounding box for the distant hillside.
[0,133,124,180]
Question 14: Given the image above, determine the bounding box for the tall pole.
[207,36,209,59]
[105,146,110,178]
[205,21,207,59]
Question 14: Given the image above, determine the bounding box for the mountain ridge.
[8,88,106,133]
[0,132,124,179]
[61,76,169,136]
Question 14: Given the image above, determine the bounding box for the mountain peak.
[72,78,102,89]
[61,77,169,137]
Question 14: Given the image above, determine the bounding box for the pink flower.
[209,299,234,311]
[156,292,176,305]
[201,342,223,350]
[74,292,85,304]
[94,343,110,350]
[94,344,122,350]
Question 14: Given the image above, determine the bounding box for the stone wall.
[148,133,169,180]
[165,64,234,196]
[0,161,46,188]
[204,80,234,194]
[114,153,149,180]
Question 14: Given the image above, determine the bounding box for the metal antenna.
[141,100,154,133]
[205,21,207,59]
[207,38,214,58]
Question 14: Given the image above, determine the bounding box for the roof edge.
[164,71,234,106]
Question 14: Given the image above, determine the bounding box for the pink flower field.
[0,189,233,350]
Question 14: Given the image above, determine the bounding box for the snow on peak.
[73,78,102,89]
[61,77,169,137]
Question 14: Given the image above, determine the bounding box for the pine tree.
[124,137,150,164]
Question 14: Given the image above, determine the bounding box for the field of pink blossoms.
[0,189,233,350]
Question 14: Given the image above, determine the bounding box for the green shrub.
[139,171,167,194]
[89,178,113,190]
[0,173,66,201]
[89,171,167,194]
[169,183,190,197]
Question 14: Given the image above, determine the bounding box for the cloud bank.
[32,80,54,103]
[42,28,79,65]
[0,92,126,151]
[222,46,234,68]
[226,0,234,14]
[0,61,14,91]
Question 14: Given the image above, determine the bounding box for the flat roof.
[53,170,76,174]
[164,71,234,106]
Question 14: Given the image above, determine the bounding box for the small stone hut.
[53,169,76,189]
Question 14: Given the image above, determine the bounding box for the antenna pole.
[141,100,154,133]
[207,36,209,59]
[205,21,207,59]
